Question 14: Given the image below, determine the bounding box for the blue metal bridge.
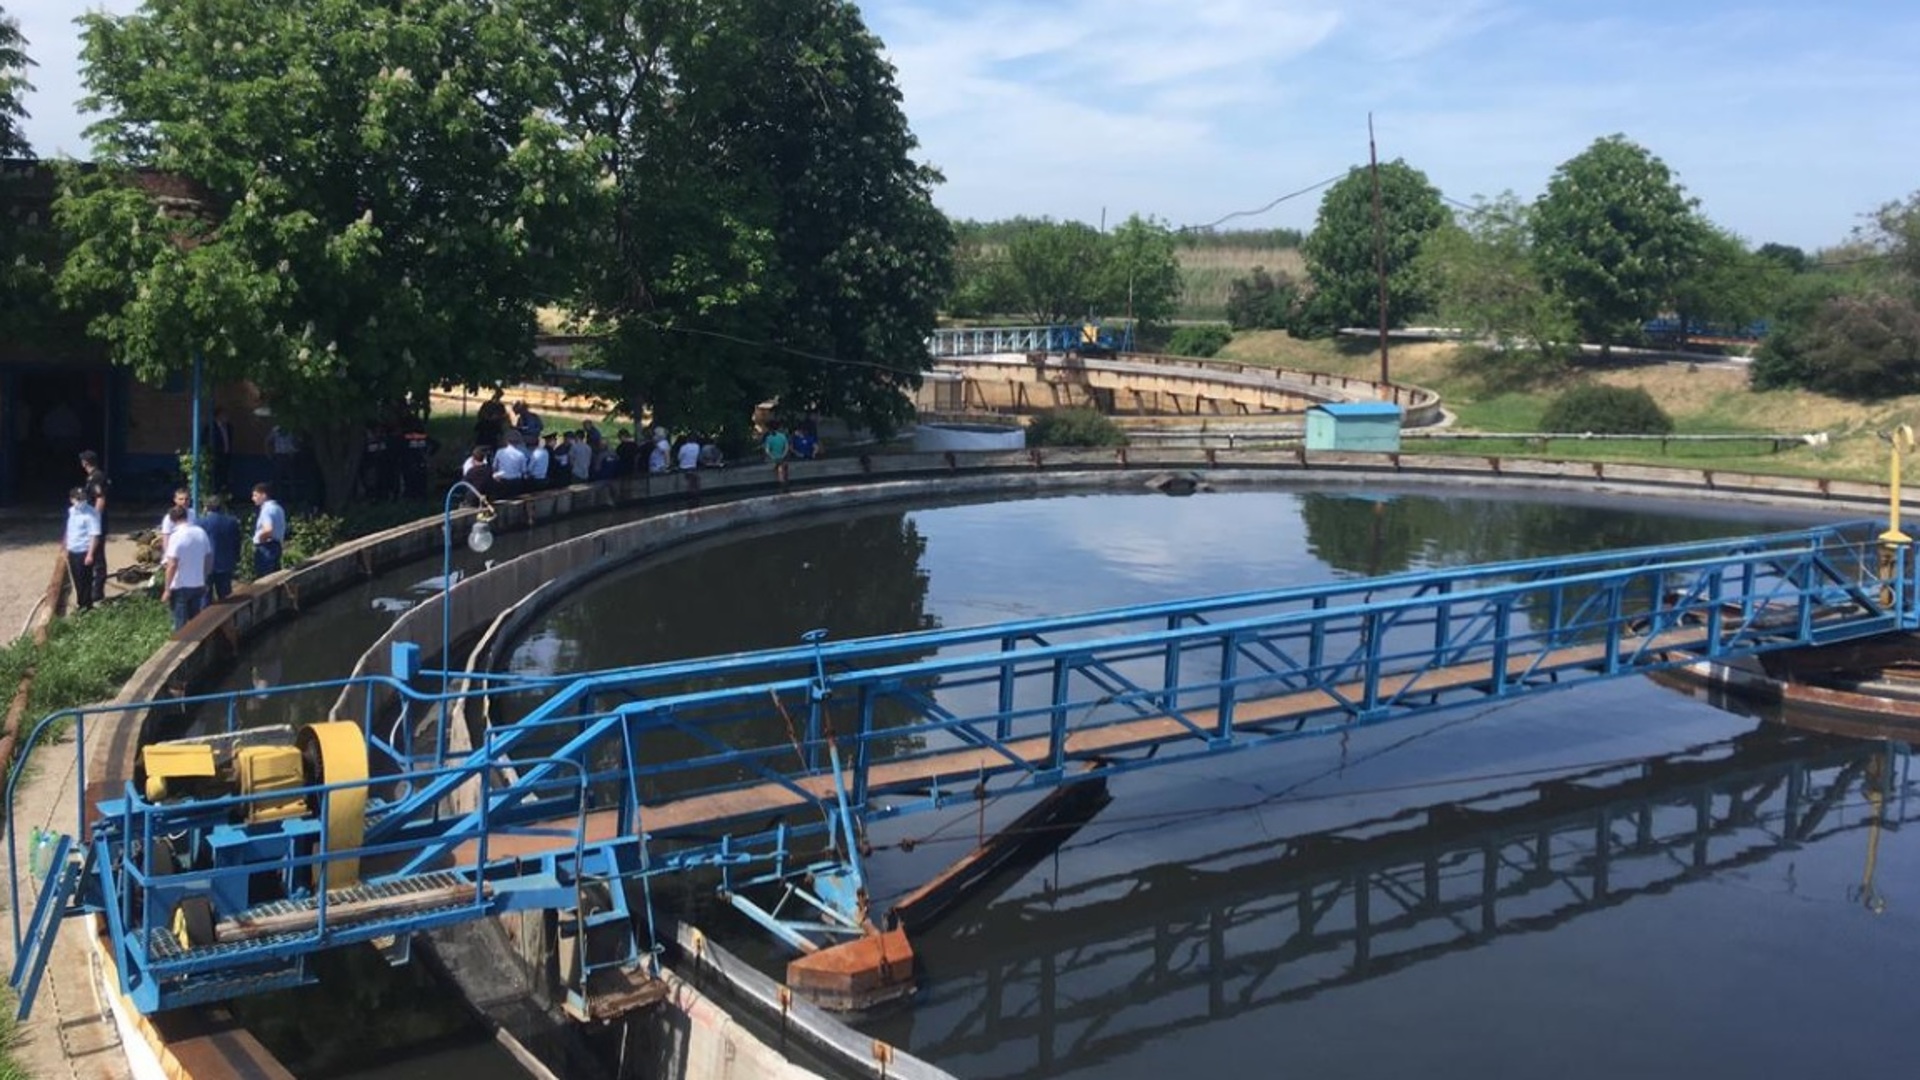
[6,519,1916,1021]
[927,324,1132,357]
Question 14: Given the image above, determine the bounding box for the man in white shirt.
[492,433,529,496]
[157,487,195,539]
[647,427,670,474]
[162,505,213,631]
[63,486,102,612]
[570,431,593,482]
[676,435,701,471]
[251,482,288,577]
[528,433,551,486]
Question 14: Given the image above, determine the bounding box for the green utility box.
[1305,401,1404,452]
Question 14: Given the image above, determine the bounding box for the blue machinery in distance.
[5,519,1916,1020]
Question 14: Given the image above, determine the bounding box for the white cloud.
[867,0,1920,247]
[11,0,1919,249]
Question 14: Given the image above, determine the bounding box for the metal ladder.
[562,873,653,1021]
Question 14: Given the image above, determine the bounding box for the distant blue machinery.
[5,519,1916,1020]
[1642,316,1771,344]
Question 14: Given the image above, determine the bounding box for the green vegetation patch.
[20,597,173,719]
[1026,408,1128,448]
[1539,384,1675,435]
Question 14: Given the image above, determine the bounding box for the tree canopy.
[540,0,951,440]
[0,4,45,336]
[0,4,28,157]
[1301,160,1448,332]
[1531,135,1702,346]
[1867,192,1920,283]
[1668,224,1785,343]
[999,219,1107,324]
[1418,192,1575,361]
[947,214,1182,330]
[1752,189,1920,397]
[56,0,600,506]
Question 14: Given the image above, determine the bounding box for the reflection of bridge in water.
[903,731,1899,1078]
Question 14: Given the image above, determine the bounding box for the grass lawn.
[1218,330,1913,485]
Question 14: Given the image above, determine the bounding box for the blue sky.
[13,0,1920,250]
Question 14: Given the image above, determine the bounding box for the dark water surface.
[502,488,1918,1080]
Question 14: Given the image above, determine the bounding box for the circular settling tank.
[497,486,1920,1080]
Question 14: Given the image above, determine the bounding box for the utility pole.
[1369,113,1390,385]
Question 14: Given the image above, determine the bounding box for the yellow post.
[1879,425,1914,607]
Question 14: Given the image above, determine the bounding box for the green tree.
[1751,192,1918,394]
[1755,242,1811,274]
[0,5,48,336]
[0,4,29,156]
[545,0,951,440]
[1669,224,1784,345]
[1754,292,1920,398]
[1531,135,1703,349]
[947,218,1017,318]
[1301,160,1448,331]
[1002,218,1107,324]
[1418,191,1576,361]
[1224,265,1301,330]
[1864,191,1920,284]
[57,0,598,509]
[1095,213,1181,329]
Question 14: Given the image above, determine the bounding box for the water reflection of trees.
[1299,492,1831,642]
[507,511,945,799]
[1299,491,1808,578]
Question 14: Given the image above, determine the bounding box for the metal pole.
[1369,114,1390,386]
[441,485,457,754]
[439,480,488,754]
[189,351,203,510]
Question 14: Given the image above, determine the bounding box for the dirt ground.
[0,508,150,639]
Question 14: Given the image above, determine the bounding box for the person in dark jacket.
[199,495,243,601]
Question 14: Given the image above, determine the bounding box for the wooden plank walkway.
[455,628,1713,866]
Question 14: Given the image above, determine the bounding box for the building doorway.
[9,368,111,506]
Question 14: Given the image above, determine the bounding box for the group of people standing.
[50,395,832,631]
[61,448,289,631]
[461,397,729,499]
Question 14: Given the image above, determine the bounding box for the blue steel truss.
[927,324,1132,357]
[4,520,1914,1018]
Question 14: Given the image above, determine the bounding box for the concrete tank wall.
[915,352,1443,427]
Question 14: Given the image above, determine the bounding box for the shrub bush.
[1026,408,1128,448]
[1225,266,1301,330]
[1538,384,1674,435]
[1164,324,1232,358]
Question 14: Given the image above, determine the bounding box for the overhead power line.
[1181,172,1347,233]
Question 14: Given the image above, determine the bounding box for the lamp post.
[440,480,497,752]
